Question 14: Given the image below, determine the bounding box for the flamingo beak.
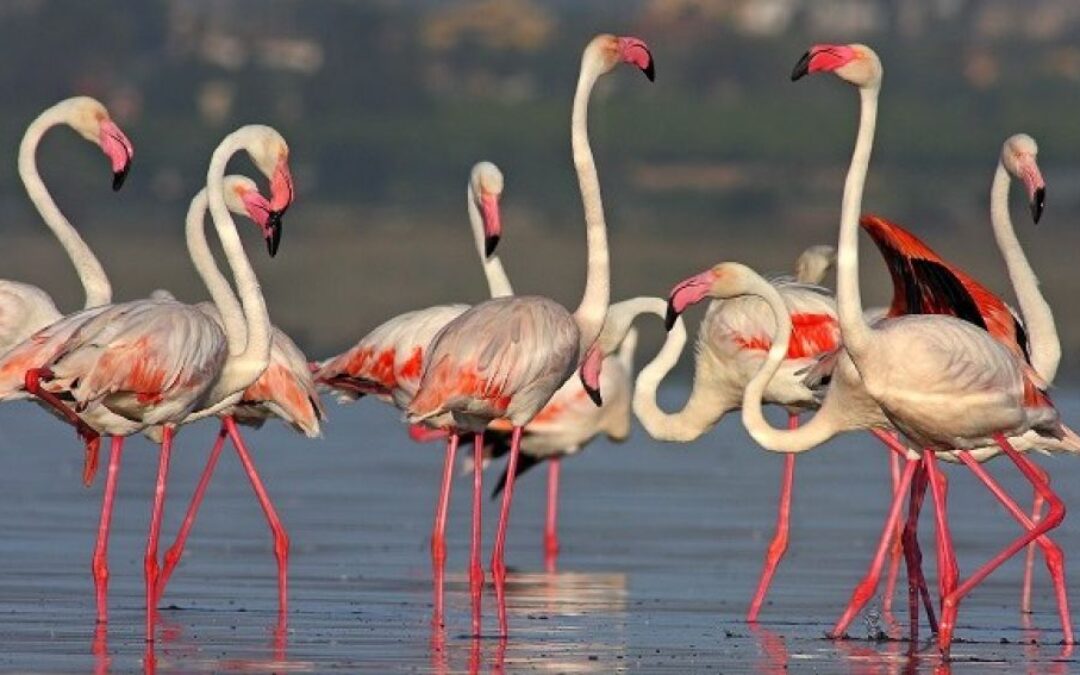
[480,192,501,257]
[617,37,655,82]
[791,51,812,81]
[579,345,603,407]
[1031,187,1045,224]
[98,119,134,191]
[665,269,714,330]
[265,212,283,257]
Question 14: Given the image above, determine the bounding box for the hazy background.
[4,0,1080,377]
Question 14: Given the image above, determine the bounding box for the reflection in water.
[92,622,109,675]
[748,623,788,674]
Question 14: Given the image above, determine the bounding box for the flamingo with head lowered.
[0,125,294,641]
[406,33,654,638]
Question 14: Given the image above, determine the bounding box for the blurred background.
[4,0,1080,376]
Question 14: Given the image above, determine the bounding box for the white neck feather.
[185,187,246,354]
[990,162,1059,381]
[18,104,112,308]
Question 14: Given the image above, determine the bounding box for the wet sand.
[0,384,1077,672]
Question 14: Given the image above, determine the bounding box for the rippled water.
[0,384,1077,672]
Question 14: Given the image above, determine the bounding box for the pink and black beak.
[1017,158,1046,224]
[665,269,714,331]
[99,119,134,191]
[480,191,501,257]
[618,36,655,82]
[791,44,856,82]
[266,158,294,258]
[579,344,604,407]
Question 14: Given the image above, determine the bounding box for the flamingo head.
[1001,134,1046,224]
[588,34,655,81]
[578,342,604,407]
[794,244,836,285]
[247,127,293,257]
[223,175,275,244]
[666,263,759,330]
[64,97,134,191]
[470,161,504,257]
[791,43,881,89]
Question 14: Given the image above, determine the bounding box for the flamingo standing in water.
[483,296,685,571]
[145,175,326,617]
[406,33,655,638]
[1,125,294,640]
[635,244,841,621]
[755,43,1071,655]
[0,97,133,355]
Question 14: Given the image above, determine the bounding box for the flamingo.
[0,96,133,356]
[753,42,1072,655]
[634,244,841,621]
[483,296,684,570]
[406,33,654,638]
[144,175,326,616]
[3,125,294,640]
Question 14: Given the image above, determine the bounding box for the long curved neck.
[632,316,735,442]
[467,182,513,298]
[570,56,610,356]
[18,107,111,308]
[740,277,838,453]
[835,85,879,361]
[205,132,271,393]
[185,188,246,353]
[990,162,1060,381]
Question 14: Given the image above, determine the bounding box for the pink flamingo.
[483,296,681,570]
[2,125,294,640]
[144,175,325,618]
[637,245,842,622]
[406,33,654,638]
[762,42,1071,655]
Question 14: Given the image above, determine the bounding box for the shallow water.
[0,384,1077,673]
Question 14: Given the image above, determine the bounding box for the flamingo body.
[0,281,62,356]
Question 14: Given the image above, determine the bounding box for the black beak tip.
[112,164,130,191]
[664,300,679,332]
[484,234,500,258]
[1031,187,1046,224]
[791,51,811,81]
[266,213,283,258]
[584,384,602,407]
[642,56,656,82]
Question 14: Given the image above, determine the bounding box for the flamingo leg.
[1021,462,1049,614]
[900,459,937,643]
[144,426,175,643]
[923,452,957,603]
[470,433,484,637]
[950,447,1072,647]
[882,450,903,615]
[224,416,289,619]
[92,436,124,623]
[432,432,459,628]
[747,413,799,622]
[24,367,102,486]
[491,426,523,638]
[544,457,561,572]
[157,423,228,603]
[936,437,1069,657]
[829,458,917,639]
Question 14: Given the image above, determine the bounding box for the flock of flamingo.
[0,34,1075,661]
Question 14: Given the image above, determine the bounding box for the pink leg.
[952,449,1072,647]
[224,416,289,619]
[24,367,102,486]
[900,459,938,642]
[747,413,799,622]
[432,433,459,627]
[157,424,228,603]
[470,433,484,637]
[923,452,957,602]
[882,451,903,615]
[144,426,175,643]
[1021,463,1049,614]
[544,457,561,572]
[92,436,124,623]
[830,458,917,638]
[937,438,1069,657]
[491,426,523,638]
